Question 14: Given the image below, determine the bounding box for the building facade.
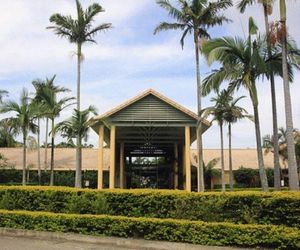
[91,89,210,191]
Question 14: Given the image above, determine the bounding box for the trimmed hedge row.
[0,169,109,188]
[0,186,300,229]
[0,209,299,249]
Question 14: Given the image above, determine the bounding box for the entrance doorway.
[126,156,173,189]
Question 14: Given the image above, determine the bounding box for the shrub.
[0,210,299,249]
[0,186,299,229]
[233,167,274,187]
[0,169,109,188]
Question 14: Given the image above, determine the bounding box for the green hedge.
[0,209,299,249]
[0,186,299,229]
[0,169,109,188]
[233,167,275,187]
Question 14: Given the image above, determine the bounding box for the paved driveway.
[1,236,131,250]
[0,228,258,250]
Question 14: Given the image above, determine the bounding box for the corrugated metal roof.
[110,94,196,124]
[92,89,211,127]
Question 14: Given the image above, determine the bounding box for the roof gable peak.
[94,88,200,121]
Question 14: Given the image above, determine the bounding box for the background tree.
[201,18,271,190]
[48,0,112,188]
[223,95,252,190]
[238,0,282,190]
[38,86,74,185]
[263,127,300,171]
[278,0,299,190]
[154,0,232,192]
[32,75,69,182]
[54,106,97,185]
[203,157,220,190]
[26,136,38,183]
[0,119,18,147]
[0,90,8,103]
[0,89,38,185]
[201,90,232,192]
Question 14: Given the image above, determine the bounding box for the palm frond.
[237,0,255,13]
[0,90,8,103]
[156,0,187,22]
[85,3,104,23]
[48,1,110,45]
[0,100,21,114]
[85,23,112,42]
[154,22,186,35]
[180,27,192,48]
[202,68,227,96]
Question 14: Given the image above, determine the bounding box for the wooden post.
[182,145,186,190]
[97,125,104,189]
[174,143,178,189]
[185,126,191,192]
[120,142,125,189]
[109,126,116,189]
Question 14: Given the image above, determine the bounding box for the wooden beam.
[117,136,184,140]
[109,122,197,128]
[97,125,104,189]
[120,142,125,189]
[182,144,186,190]
[185,126,191,192]
[174,143,178,189]
[109,126,116,189]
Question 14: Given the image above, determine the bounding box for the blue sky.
[0,0,300,149]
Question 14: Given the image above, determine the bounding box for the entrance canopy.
[91,89,210,191]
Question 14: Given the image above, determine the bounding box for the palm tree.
[201,18,272,191]
[32,75,69,183]
[0,90,8,103]
[0,89,38,185]
[31,84,43,185]
[55,106,97,185]
[223,95,253,190]
[38,86,75,186]
[201,90,232,192]
[203,157,220,190]
[48,0,112,188]
[238,0,282,190]
[0,119,18,147]
[264,128,300,171]
[278,0,299,190]
[154,0,233,192]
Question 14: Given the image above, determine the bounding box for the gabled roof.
[93,88,210,126]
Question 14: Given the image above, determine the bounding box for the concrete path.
[0,228,257,250]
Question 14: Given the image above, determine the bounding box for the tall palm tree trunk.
[263,5,281,190]
[77,43,81,110]
[75,43,82,188]
[50,119,55,186]
[228,123,233,191]
[77,138,82,187]
[22,132,27,186]
[37,118,41,185]
[76,135,82,188]
[44,118,49,170]
[195,36,204,192]
[253,103,269,191]
[220,123,225,192]
[280,0,299,191]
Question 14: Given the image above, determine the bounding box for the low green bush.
[0,209,298,249]
[0,169,109,188]
[0,186,299,229]
[233,167,275,187]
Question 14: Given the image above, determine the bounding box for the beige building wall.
[0,147,282,171]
